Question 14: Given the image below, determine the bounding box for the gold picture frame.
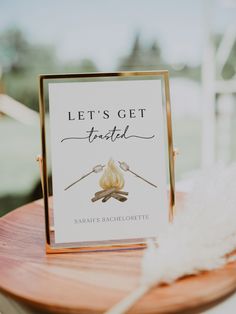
[38,70,175,254]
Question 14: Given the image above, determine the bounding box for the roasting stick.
[118,161,157,188]
[64,164,105,191]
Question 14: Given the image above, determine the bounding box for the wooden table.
[1,194,236,314]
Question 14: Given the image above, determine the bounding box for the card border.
[38,70,175,253]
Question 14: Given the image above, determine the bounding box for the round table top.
[1,193,236,314]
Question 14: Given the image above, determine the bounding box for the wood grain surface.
[1,193,236,314]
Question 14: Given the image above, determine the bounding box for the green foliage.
[117,33,201,80]
[0,27,98,111]
[0,28,29,73]
[213,33,236,80]
[118,33,163,71]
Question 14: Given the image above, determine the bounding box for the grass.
[0,117,41,195]
[173,116,201,178]
[0,117,42,215]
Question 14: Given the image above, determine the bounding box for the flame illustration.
[99,159,125,190]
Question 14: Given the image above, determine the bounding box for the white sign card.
[39,72,175,252]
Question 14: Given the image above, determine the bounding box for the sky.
[0,0,236,70]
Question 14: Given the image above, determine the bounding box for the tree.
[213,33,236,80]
[0,28,98,111]
[0,28,30,73]
[117,33,164,71]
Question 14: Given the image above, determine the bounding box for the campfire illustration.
[91,159,128,202]
[64,158,157,203]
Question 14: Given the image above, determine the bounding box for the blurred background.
[0,0,235,216]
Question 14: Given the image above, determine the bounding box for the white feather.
[141,163,236,287]
[105,163,236,314]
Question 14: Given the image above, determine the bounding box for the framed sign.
[38,71,175,253]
